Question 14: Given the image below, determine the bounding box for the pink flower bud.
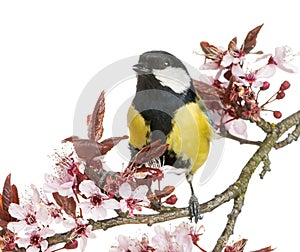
[276,91,285,99]
[273,111,282,119]
[260,81,270,90]
[64,240,78,249]
[165,195,178,205]
[280,80,291,91]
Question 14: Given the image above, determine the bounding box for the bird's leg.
[187,174,202,223]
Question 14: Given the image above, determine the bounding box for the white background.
[1,1,300,251]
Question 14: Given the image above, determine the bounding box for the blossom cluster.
[197,24,299,137]
[110,222,204,252]
[0,145,155,251]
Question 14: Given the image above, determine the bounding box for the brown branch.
[259,154,271,179]
[219,129,262,146]
[274,123,300,149]
[45,110,300,250]
[212,109,300,251]
[213,193,245,251]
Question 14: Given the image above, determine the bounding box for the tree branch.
[274,123,300,149]
[46,110,300,250]
[219,129,262,146]
[213,193,245,251]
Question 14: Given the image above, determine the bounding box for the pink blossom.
[151,223,197,252]
[43,170,75,197]
[173,223,194,251]
[224,117,248,139]
[221,51,243,67]
[78,180,120,221]
[7,188,49,234]
[15,227,55,252]
[110,235,154,252]
[152,225,175,252]
[232,64,276,88]
[7,203,48,233]
[68,218,96,251]
[200,61,220,70]
[119,182,149,218]
[271,46,299,73]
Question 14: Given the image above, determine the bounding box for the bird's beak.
[132,63,152,74]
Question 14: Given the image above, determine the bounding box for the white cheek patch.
[153,67,191,93]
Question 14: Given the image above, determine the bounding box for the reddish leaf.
[228,37,237,50]
[192,79,223,101]
[65,136,128,161]
[11,185,19,205]
[233,239,248,252]
[88,91,105,142]
[242,24,264,54]
[72,138,102,160]
[251,246,275,252]
[154,186,175,199]
[132,140,168,165]
[0,193,10,225]
[62,136,79,143]
[98,135,129,156]
[2,174,12,212]
[200,41,223,61]
[0,174,19,226]
[52,192,76,217]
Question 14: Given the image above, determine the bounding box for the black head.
[133,50,189,74]
[133,51,192,94]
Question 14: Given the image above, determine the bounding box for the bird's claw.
[188,194,203,223]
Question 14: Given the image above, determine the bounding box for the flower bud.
[64,240,78,249]
[260,81,270,90]
[165,194,178,205]
[276,91,285,99]
[273,111,282,119]
[280,80,291,91]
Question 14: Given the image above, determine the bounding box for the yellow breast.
[166,102,212,174]
[128,102,212,175]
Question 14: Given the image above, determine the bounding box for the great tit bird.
[128,50,213,223]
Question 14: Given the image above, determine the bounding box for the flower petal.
[199,62,219,70]
[231,64,244,77]
[40,227,55,238]
[16,237,31,248]
[91,206,106,221]
[103,198,120,209]
[221,53,234,67]
[40,240,49,252]
[277,62,298,73]
[8,203,26,220]
[120,199,128,213]
[133,185,148,200]
[119,182,132,199]
[79,180,100,197]
[7,220,27,233]
[27,246,40,252]
[256,65,276,79]
[79,202,92,215]
[232,119,248,138]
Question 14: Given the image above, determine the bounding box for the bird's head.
[133,51,192,93]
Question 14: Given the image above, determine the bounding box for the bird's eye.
[164,60,170,67]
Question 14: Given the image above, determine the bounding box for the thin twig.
[274,124,300,149]
[259,154,271,179]
[220,130,262,146]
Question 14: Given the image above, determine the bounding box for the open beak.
[132,63,152,74]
